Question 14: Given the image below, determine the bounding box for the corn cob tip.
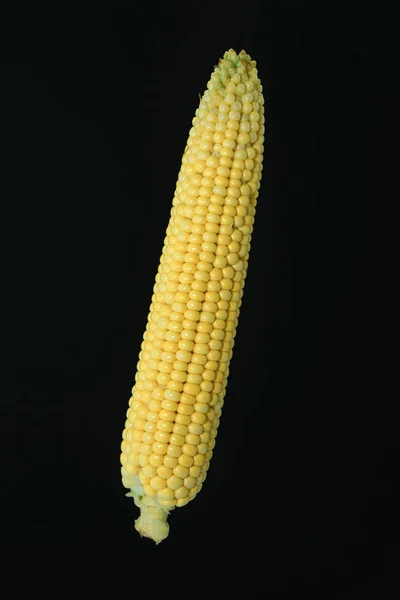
[209,49,258,97]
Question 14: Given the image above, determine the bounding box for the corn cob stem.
[126,477,170,543]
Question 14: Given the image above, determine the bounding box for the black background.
[1,0,397,593]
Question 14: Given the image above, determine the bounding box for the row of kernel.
[185,213,242,471]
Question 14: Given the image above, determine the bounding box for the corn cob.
[120,48,265,543]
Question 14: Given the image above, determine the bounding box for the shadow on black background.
[1,0,396,594]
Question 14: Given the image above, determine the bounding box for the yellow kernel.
[208,349,221,362]
[141,465,157,479]
[195,332,210,344]
[167,445,182,458]
[157,487,175,501]
[179,272,194,284]
[182,443,197,457]
[157,420,174,432]
[215,175,229,188]
[183,253,198,266]
[205,221,220,234]
[207,283,221,296]
[194,454,205,466]
[163,341,178,354]
[209,268,222,281]
[227,252,239,266]
[181,328,197,340]
[189,465,201,478]
[163,389,180,403]
[134,418,146,431]
[226,116,239,135]
[180,392,196,405]
[188,365,204,378]
[194,270,210,283]
[187,242,202,254]
[175,486,189,499]
[192,353,208,366]
[167,379,184,392]
[200,311,215,324]
[175,413,191,425]
[149,453,164,467]
[201,241,216,254]
[217,165,230,178]
[193,343,209,355]
[198,260,213,272]
[198,443,208,455]
[209,338,222,351]
[223,204,236,217]
[202,369,216,381]
[184,476,197,489]
[164,454,178,468]
[173,360,188,372]
[220,147,233,158]
[186,432,200,446]
[159,409,176,422]
[140,484,156,498]
[150,476,167,491]
[178,452,194,468]
[210,194,225,206]
[157,465,173,479]
[153,441,168,454]
[165,321,180,335]
[125,462,140,476]
[141,432,154,445]
[173,423,188,436]
[200,380,214,393]
[199,186,212,198]
[167,475,183,491]
[206,155,219,168]
[213,185,227,197]
[170,433,185,446]
[183,382,201,396]
[161,351,175,363]
[174,350,189,363]
[199,250,215,263]
[186,373,202,385]
[213,255,227,269]
[154,430,170,443]
[203,301,218,313]
[188,293,204,307]
[173,464,189,479]
[149,398,161,411]
[157,366,172,380]
[192,280,207,293]
[200,431,210,443]
[192,411,206,424]
[175,494,191,507]
[206,212,220,225]
[170,370,187,383]
[178,403,194,416]
[220,214,234,227]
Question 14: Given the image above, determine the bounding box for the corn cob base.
[121,49,264,542]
